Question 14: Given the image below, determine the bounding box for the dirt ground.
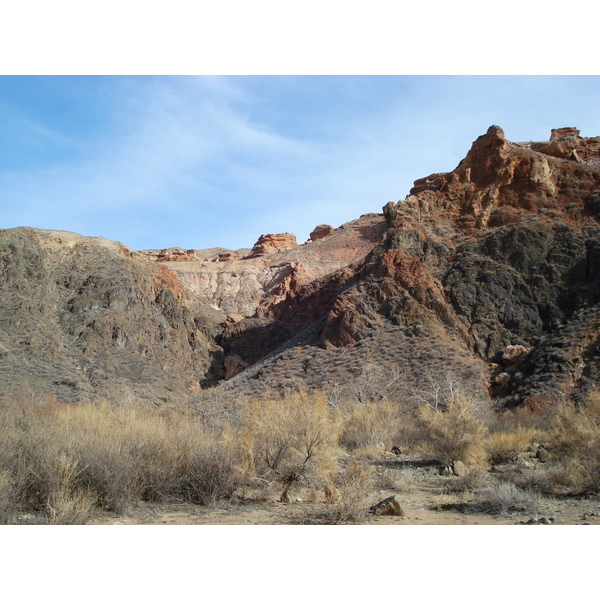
[89,457,600,526]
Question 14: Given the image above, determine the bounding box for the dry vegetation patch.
[2,383,600,525]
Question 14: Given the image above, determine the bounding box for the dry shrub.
[0,395,243,522]
[548,390,600,492]
[417,392,489,465]
[482,482,539,514]
[340,399,409,454]
[430,492,465,511]
[0,469,18,524]
[43,455,98,525]
[444,469,490,494]
[243,390,341,502]
[323,461,375,523]
[379,468,416,493]
[484,427,537,465]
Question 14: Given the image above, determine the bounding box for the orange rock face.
[247,233,297,258]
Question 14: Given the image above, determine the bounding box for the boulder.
[452,460,468,477]
[309,224,334,242]
[502,345,529,366]
[370,496,405,517]
[248,233,297,257]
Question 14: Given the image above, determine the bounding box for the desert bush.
[323,461,375,523]
[172,429,242,504]
[243,390,341,502]
[482,482,539,514]
[417,391,489,465]
[0,395,244,522]
[443,469,490,494]
[43,455,98,525]
[547,390,600,492]
[340,399,410,454]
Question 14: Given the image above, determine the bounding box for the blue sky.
[1,75,599,250]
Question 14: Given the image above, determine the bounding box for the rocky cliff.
[210,126,600,408]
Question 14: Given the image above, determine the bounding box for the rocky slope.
[0,228,224,403]
[2,126,599,409]
[209,126,600,408]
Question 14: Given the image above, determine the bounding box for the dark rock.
[536,447,551,462]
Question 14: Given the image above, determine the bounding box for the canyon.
[1,126,600,410]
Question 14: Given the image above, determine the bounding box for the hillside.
[1,126,599,411]
[0,228,224,403]
[179,126,600,409]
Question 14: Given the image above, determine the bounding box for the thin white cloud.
[2,76,599,250]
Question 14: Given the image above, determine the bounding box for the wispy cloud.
[2,76,599,250]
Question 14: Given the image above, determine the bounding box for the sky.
[1,75,599,251]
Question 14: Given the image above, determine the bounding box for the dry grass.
[322,461,375,523]
[484,427,538,465]
[340,399,409,454]
[481,482,540,514]
[5,381,600,524]
[547,390,600,492]
[0,396,243,522]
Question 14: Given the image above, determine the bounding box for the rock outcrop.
[308,224,334,242]
[247,233,298,258]
[213,126,600,408]
[140,247,198,262]
[161,214,386,318]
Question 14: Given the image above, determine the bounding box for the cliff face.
[212,127,600,408]
[2,126,600,409]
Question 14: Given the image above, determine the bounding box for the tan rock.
[248,233,297,258]
[309,224,334,242]
[223,313,244,327]
[452,460,468,477]
[502,345,529,366]
[370,496,405,517]
[494,372,511,386]
[213,251,243,262]
[154,248,198,262]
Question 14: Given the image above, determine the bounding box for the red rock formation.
[216,126,600,408]
[308,224,334,242]
[247,233,297,258]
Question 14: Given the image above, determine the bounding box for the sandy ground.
[89,459,600,526]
